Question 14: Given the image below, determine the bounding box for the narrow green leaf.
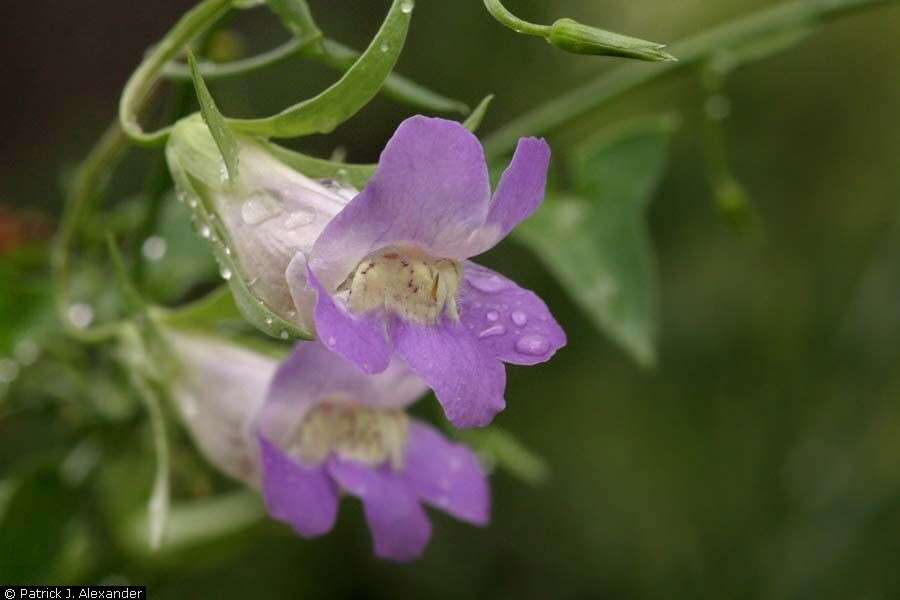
[312,39,470,115]
[516,116,676,368]
[462,94,494,133]
[265,0,321,39]
[228,0,413,138]
[188,52,240,183]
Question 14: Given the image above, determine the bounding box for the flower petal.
[328,458,432,562]
[391,318,506,428]
[309,116,491,291]
[308,267,392,375]
[480,137,551,252]
[459,263,566,365]
[404,421,490,525]
[259,436,339,538]
[259,341,428,448]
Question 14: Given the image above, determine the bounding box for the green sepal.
[188,52,240,184]
[260,140,376,189]
[228,0,414,138]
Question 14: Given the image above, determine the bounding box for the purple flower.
[257,341,490,562]
[305,116,566,428]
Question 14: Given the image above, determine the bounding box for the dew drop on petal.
[486,311,499,322]
[241,191,282,225]
[327,336,337,347]
[515,333,549,356]
[478,324,506,338]
[283,208,314,229]
[468,273,508,294]
[511,310,528,326]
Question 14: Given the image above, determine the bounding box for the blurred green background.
[3,1,900,598]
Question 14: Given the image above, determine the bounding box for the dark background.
[3,1,900,598]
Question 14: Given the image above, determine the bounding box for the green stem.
[162,34,319,81]
[51,123,131,343]
[483,0,899,159]
[119,0,232,147]
[482,0,551,37]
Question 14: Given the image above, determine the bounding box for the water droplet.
[400,0,414,13]
[199,224,211,239]
[478,324,506,338]
[486,311,499,322]
[469,272,508,294]
[283,208,314,229]
[67,303,94,329]
[380,43,390,53]
[188,197,198,208]
[327,336,337,347]
[14,339,39,366]
[511,310,528,326]
[224,246,232,256]
[241,191,282,225]
[280,331,289,340]
[515,334,549,356]
[141,236,167,261]
[220,266,232,281]
[265,317,274,325]
[287,309,297,319]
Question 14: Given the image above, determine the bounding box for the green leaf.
[189,51,240,183]
[228,0,413,138]
[455,427,549,486]
[462,94,494,133]
[0,468,79,583]
[265,0,320,39]
[516,115,676,368]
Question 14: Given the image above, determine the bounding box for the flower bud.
[548,18,676,62]
[166,116,356,337]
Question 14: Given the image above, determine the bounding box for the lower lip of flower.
[286,400,410,468]
[342,246,462,324]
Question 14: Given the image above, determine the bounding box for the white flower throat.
[343,246,462,324]
[288,401,409,469]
